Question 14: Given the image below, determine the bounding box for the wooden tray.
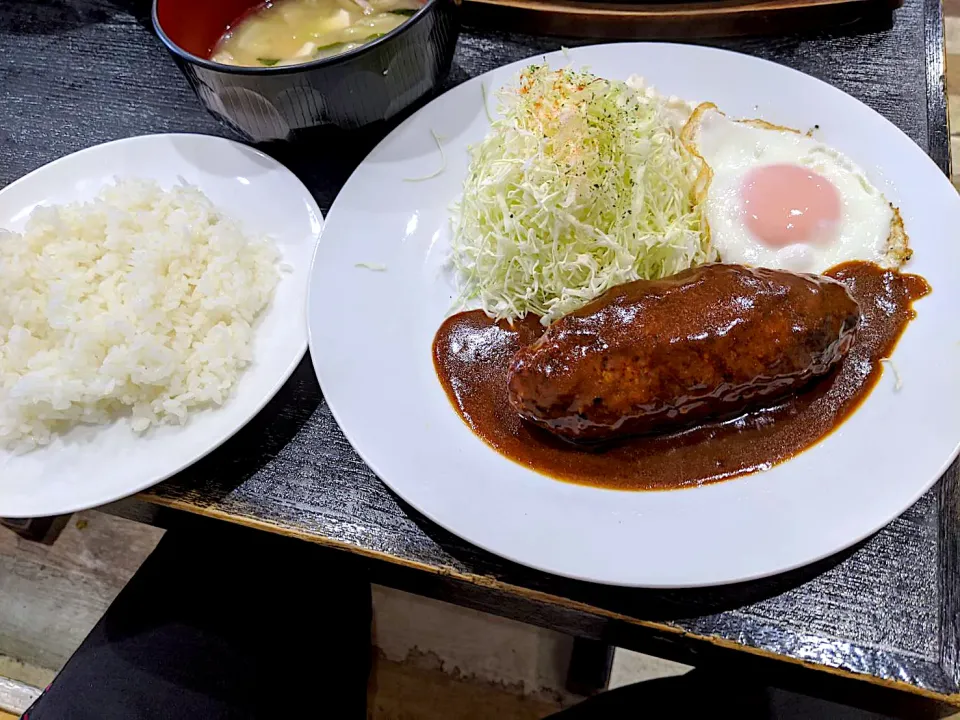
[462,0,902,39]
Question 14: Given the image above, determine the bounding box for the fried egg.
[683,103,910,273]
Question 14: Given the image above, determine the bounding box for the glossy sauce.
[507,263,860,442]
[432,262,930,491]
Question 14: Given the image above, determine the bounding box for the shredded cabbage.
[450,65,712,325]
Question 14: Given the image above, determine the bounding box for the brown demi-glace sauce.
[432,261,930,491]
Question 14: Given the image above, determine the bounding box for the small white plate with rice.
[0,133,322,517]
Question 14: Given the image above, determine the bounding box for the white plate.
[308,43,960,587]
[0,134,322,517]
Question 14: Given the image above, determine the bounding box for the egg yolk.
[739,164,841,247]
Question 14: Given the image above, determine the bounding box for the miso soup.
[212,0,423,67]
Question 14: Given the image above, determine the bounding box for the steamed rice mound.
[0,179,280,453]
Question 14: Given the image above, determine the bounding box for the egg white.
[684,104,908,274]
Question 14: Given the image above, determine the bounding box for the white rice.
[0,179,280,453]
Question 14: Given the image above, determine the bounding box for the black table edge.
[141,493,960,708]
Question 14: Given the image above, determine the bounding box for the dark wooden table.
[2,0,956,711]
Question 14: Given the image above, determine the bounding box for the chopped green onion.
[257,58,280,66]
[316,34,383,54]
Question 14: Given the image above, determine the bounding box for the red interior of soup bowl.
[155,0,264,59]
